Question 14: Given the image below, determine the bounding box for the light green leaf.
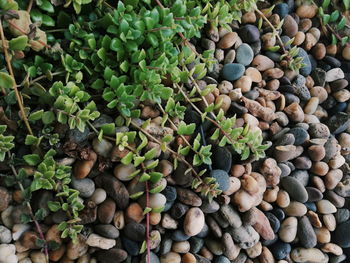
[9,35,28,51]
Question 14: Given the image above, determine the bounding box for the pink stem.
[145,181,151,263]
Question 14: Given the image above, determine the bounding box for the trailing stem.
[0,19,33,136]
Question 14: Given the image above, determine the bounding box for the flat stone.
[297,216,317,248]
[238,25,260,43]
[230,225,259,249]
[281,176,308,203]
[297,48,312,76]
[325,112,350,135]
[220,204,242,228]
[212,146,232,172]
[221,63,245,81]
[209,170,230,192]
[236,44,254,66]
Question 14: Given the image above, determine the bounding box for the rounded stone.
[221,63,245,81]
[236,44,254,66]
[183,208,205,237]
[71,177,95,198]
[209,170,230,192]
[281,176,308,203]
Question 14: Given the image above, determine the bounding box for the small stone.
[66,235,88,260]
[279,216,298,243]
[95,224,119,239]
[71,177,95,198]
[245,67,262,82]
[92,138,113,158]
[124,222,145,242]
[221,63,245,81]
[270,241,292,260]
[98,198,116,224]
[326,68,345,82]
[288,127,308,145]
[224,50,236,64]
[309,123,330,138]
[284,201,307,217]
[209,170,230,192]
[230,225,260,249]
[95,248,128,263]
[183,208,205,237]
[283,15,298,38]
[244,207,275,240]
[90,188,107,205]
[218,32,238,49]
[160,252,181,263]
[291,248,328,263]
[316,200,337,214]
[218,81,233,94]
[238,25,260,43]
[297,48,312,76]
[113,164,136,181]
[86,233,116,250]
[274,3,289,18]
[296,4,318,18]
[252,55,274,71]
[298,216,317,248]
[234,76,252,93]
[325,112,350,135]
[236,44,254,66]
[0,187,11,212]
[284,102,304,122]
[281,176,308,203]
[220,204,242,228]
[176,188,202,207]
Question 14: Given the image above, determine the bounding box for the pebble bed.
[1,1,350,263]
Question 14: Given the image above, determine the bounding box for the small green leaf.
[130,191,144,199]
[25,135,39,145]
[42,111,55,124]
[48,201,61,212]
[9,35,28,51]
[0,72,14,90]
[150,172,163,183]
[144,148,157,160]
[121,152,134,165]
[337,16,346,30]
[24,154,41,166]
[29,110,44,121]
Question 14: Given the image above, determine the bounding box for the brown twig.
[326,23,350,47]
[0,20,33,136]
[27,0,34,12]
[255,8,287,54]
[154,0,165,9]
[145,180,151,263]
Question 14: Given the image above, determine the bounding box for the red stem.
[33,217,49,260]
[145,181,151,263]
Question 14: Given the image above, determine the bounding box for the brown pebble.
[125,203,144,223]
[73,151,97,179]
[310,162,329,176]
[217,32,238,49]
[343,46,350,60]
[314,227,331,243]
[245,67,262,83]
[299,18,312,32]
[284,102,304,122]
[293,31,306,46]
[231,164,245,177]
[326,44,337,56]
[182,253,197,263]
[308,145,326,162]
[307,211,322,228]
[98,198,116,224]
[296,4,318,18]
[312,176,326,193]
[252,55,275,71]
[312,43,326,60]
[263,68,284,79]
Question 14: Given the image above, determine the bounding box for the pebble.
[326,112,350,134]
[0,226,12,244]
[317,200,337,214]
[183,208,204,237]
[297,216,317,248]
[236,44,254,66]
[71,177,95,198]
[252,55,275,72]
[326,68,345,82]
[98,198,116,224]
[238,25,260,43]
[86,233,116,250]
[0,187,11,212]
[284,201,307,217]
[230,225,259,249]
[291,248,328,263]
[270,241,291,260]
[297,48,312,76]
[209,170,230,192]
[90,188,107,205]
[218,32,238,49]
[221,63,245,81]
[220,204,242,228]
[95,224,120,239]
[95,248,128,263]
[283,15,298,38]
[160,252,181,263]
[279,216,298,243]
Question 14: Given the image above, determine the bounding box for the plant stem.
[0,20,33,136]
[27,0,34,12]
[145,180,151,263]
[326,23,350,47]
[9,162,49,263]
[29,71,66,85]
[255,8,287,54]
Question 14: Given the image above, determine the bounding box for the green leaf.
[144,148,157,160]
[0,72,14,90]
[39,0,54,12]
[9,35,28,51]
[322,0,330,8]
[323,14,330,24]
[150,172,163,183]
[24,154,41,166]
[134,156,145,167]
[130,191,144,199]
[42,111,55,124]
[177,122,196,135]
[330,10,340,22]
[121,152,133,165]
[337,16,346,30]
[48,201,61,212]
[29,110,44,121]
[210,128,220,140]
[25,135,39,145]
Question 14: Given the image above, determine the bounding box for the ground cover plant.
[0,0,350,262]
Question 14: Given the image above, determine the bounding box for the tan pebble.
[284,202,307,217]
[276,94,286,111]
[306,76,315,89]
[150,212,161,225]
[266,79,280,91]
[66,236,88,260]
[325,169,343,190]
[296,4,318,18]
[312,176,326,193]
[270,14,281,26]
[228,88,242,102]
[125,203,144,223]
[283,15,298,37]
[259,246,275,263]
[242,12,256,24]
[293,31,306,46]
[252,55,275,71]
[234,76,252,93]
[259,121,270,131]
[160,252,181,263]
[312,43,326,60]
[303,33,317,51]
[317,200,337,214]
[162,214,178,229]
[200,247,213,260]
[181,253,197,263]
[310,162,329,176]
[246,242,262,258]
[223,177,241,195]
[276,190,290,208]
[263,186,279,203]
[343,46,350,60]
[241,174,259,195]
[113,211,125,230]
[241,97,276,122]
[212,87,220,97]
[309,28,321,41]
[243,113,259,128]
[299,18,312,32]
[308,145,326,162]
[333,89,350,102]
[329,155,345,169]
[310,86,328,103]
[74,151,97,179]
[263,68,284,79]
[245,67,262,82]
[291,248,328,263]
[279,217,298,243]
[215,95,231,113]
[304,97,319,115]
[323,214,336,231]
[304,114,320,124]
[315,227,331,243]
[217,32,238,49]
[322,243,343,256]
[262,33,276,49]
[326,68,345,82]
[231,164,245,177]
[307,211,322,228]
[183,208,205,237]
[326,44,337,56]
[49,244,65,262]
[259,200,273,211]
[284,102,304,122]
[339,132,350,148]
[172,241,190,254]
[218,81,233,94]
[218,27,230,38]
